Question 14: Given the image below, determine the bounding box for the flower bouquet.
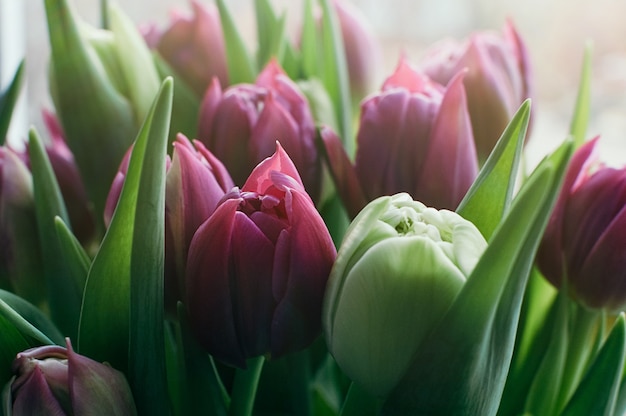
[0,0,624,415]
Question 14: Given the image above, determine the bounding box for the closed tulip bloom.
[420,20,532,160]
[537,138,626,310]
[142,0,228,93]
[185,143,336,368]
[354,59,478,210]
[4,339,136,415]
[323,193,487,397]
[198,60,321,202]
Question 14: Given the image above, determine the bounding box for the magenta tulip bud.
[332,0,381,104]
[5,339,136,415]
[185,143,336,367]
[197,60,321,202]
[165,134,234,307]
[420,20,532,160]
[354,58,478,210]
[142,0,228,93]
[537,138,626,311]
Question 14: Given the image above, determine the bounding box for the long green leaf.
[569,43,593,149]
[561,314,625,416]
[0,60,25,144]
[0,290,64,345]
[382,140,572,415]
[54,216,90,300]
[77,79,173,379]
[255,0,288,69]
[29,128,82,339]
[216,0,256,84]
[300,0,319,80]
[457,100,530,240]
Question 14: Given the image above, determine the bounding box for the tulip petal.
[12,367,68,415]
[243,142,303,193]
[197,78,223,145]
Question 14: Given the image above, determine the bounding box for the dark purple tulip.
[185,143,336,368]
[354,58,478,211]
[141,0,228,93]
[420,20,532,160]
[5,339,136,415]
[197,60,321,202]
[537,138,626,310]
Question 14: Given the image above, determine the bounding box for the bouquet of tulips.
[1,0,625,414]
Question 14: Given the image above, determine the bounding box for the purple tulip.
[141,0,228,93]
[185,143,336,368]
[537,138,626,310]
[420,20,532,160]
[5,339,136,415]
[197,60,321,202]
[354,58,478,211]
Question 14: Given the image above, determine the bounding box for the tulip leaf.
[45,0,136,220]
[382,139,572,415]
[29,128,83,340]
[216,0,256,84]
[78,76,172,401]
[300,0,319,80]
[108,3,161,126]
[0,60,25,145]
[255,0,288,69]
[54,216,90,297]
[561,314,625,416]
[318,0,353,156]
[0,290,63,345]
[457,100,530,240]
[569,43,592,149]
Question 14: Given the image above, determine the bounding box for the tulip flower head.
[537,138,626,311]
[354,58,478,210]
[420,20,532,161]
[197,60,321,202]
[185,143,336,368]
[323,193,487,397]
[142,0,229,93]
[5,339,136,415]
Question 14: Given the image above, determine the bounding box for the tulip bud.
[185,143,336,368]
[0,146,44,303]
[323,193,487,397]
[141,0,229,94]
[332,0,381,104]
[4,339,137,415]
[197,60,321,202]
[354,58,478,210]
[537,138,626,311]
[420,20,532,161]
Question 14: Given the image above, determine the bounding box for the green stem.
[229,356,265,416]
[340,382,382,416]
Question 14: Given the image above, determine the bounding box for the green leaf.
[108,3,161,126]
[216,0,256,84]
[54,216,90,300]
[77,78,173,389]
[318,0,353,156]
[569,43,592,149]
[255,0,288,69]
[0,60,25,145]
[300,0,319,80]
[45,0,136,220]
[382,140,573,415]
[29,128,83,339]
[561,314,625,416]
[0,290,63,345]
[456,100,530,240]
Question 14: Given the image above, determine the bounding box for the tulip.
[141,0,229,94]
[323,193,487,398]
[185,143,336,368]
[332,0,381,104]
[419,20,532,161]
[353,58,478,211]
[0,146,44,303]
[197,60,321,202]
[4,339,136,415]
[537,138,626,310]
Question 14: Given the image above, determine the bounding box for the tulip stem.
[340,382,382,416]
[229,355,265,416]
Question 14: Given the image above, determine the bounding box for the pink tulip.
[420,20,532,160]
[537,138,626,310]
[197,60,321,202]
[185,143,336,367]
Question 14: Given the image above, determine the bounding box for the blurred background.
[2,0,626,167]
